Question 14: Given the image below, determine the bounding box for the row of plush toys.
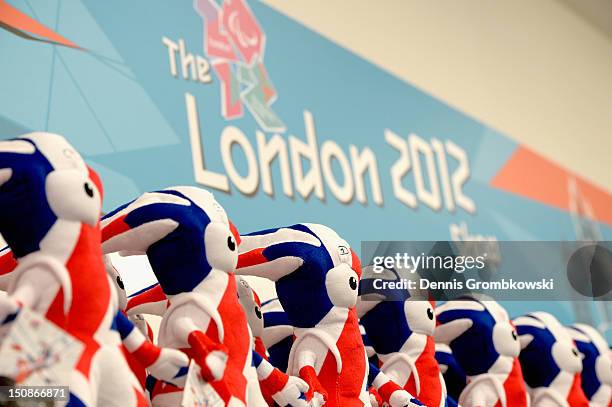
[0,132,609,407]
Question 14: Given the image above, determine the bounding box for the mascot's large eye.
[254,306,262,319]
[84,182,94,198]
[512,330,518,341]
[349,276,358,290]
[227,235,236,251]
[46,170,101,226]
[572,348,579,357]
[116,276,125,290]
[326,264,359,308]
[204,222,238,272]
[404,301,435,335]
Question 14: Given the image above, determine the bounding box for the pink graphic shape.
[195,0,237,61]
[222,0,264,64]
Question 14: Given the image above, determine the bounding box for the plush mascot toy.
[236,276,310,407]
[107,267,309,407]
[566,323,612,407]
[514,312,589,407]
[260,297,419,407]
[434,343,466,406]
[237,223,421,407]
[236,276,268,358]
[261,297,294,374]
[105,255,162,390]
[0,133,188,406]
[357,265,447,407]
[435,296,529,407]
[101,186,307,407]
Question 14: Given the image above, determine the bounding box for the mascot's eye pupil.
[572,349,579,357]
[427,308,434,320]
[512,331,517,340]
[349,276,358,290]
[227,236,236,251]
[255,306,262,319]
[84,182,94,198]
[116,276,124,290]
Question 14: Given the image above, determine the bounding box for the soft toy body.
[236,276,309,407]
[105,267,308,407]
[434,343,466,406]
[435,297,529,407]
[514,312,589,407]
[357,265,446,407]
[236,277,268,358]
[105,256,169,390]
[0,133,186,406]
[261,297,294,374]
[358,298,445,407]
[237,224,368,407]
[260,296,418,407]
[101,186,267,406]
[566,323,612,406]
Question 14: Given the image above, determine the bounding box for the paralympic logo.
[194,0,285,133]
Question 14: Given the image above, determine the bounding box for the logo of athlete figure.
[195,0,285,133]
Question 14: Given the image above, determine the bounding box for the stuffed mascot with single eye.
[514,312,589,407]
[261,297,294,374]
[0,133,188,406]
[105,266,310,407]
[434,343,466,406]
[357,265,447,407]
[100,187,308,407]
[236,276,310,407]
[435,296,529,407]
[566,323,612,407]
[236,223,423,407]
[259,296,421,407]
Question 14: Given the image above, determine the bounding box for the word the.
[162,37,212,83]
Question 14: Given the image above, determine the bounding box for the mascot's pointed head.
[237,223,360,328]
[0,132,102,258]
[567,323,612,402]
[101,186,239,296]
[514,312,587,405]
[434,296,521,376]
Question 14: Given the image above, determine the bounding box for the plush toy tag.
[181,360,223,407]
[0,307,83,386]
[338,245,351,263]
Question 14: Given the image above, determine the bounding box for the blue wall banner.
[1,0,611,333]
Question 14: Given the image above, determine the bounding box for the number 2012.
[386,130,476,214]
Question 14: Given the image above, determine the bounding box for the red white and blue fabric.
[514,312,589,407]
[236,276,268,358]
[101,186,263,406]
[367,362,424,407]
[237,223,368,406]
[567,323,612,406]
[435,297,529,407]
[0,133,150,406]
[259,297,421,407]
[252,350,308,406]
[236,276,310,407]
[434,343,465,407]
[358,265,447,407]
[125,282,169,317]
[261,297,294,374]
